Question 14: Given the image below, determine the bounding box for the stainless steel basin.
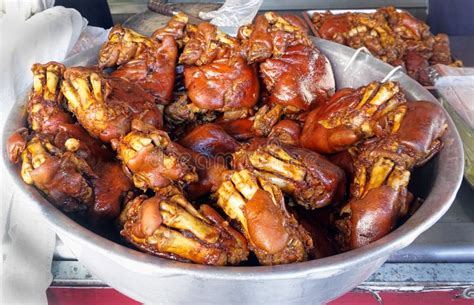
[2,38,464,305]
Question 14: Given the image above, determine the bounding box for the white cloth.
[1,3,87,305]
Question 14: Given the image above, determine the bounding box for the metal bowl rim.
[1,38,464,281]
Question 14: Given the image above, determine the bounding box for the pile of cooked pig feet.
[7,12,447,266]
[311,6,463,85]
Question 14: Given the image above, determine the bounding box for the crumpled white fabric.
[199,0,263,27]
[0,3,88,305]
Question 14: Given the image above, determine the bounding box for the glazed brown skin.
[151,13,188,46]
[51,123,133,221]
[99,17,189,103]
[109,35,178,104]
[404,50,430,86]
[8,12,453,266]
[244,13,334,112]
[27,62,72,135]
[7,128,28,164]
[8,62,133,220]
[241,15,272,63]
[431,34,458,65]
[119,190,248,265]
[396,101,446,166]
[337,185,401,250]
[245,189,290,254]
[241,13,335,137]
[233,140,346,209]
[216,169,313,265]
[349,100,447,175]
[260,44,333,111]
[315,13,351,44]
[184,56,260,114]
[27,126,131,220]
[296,209,338,259]
[268,119,301,146]
[170,142,230,200]
[179,123,239,158]
[112,120,198,191]
[366,100,447,169]
[300,82,407,154]
[381,7,430,41]
[180,22,239,66]
[329,149,357,181]
[199,204,249,264]
[52,123,113,165]
[178,22,260,119]
[90,162,132,222]
[62,67,163,143]
[300,88,362,153]
[336,101,447,250]
[30,154,94,213]
[312,7,462,84]
[216,118,254,141]
[18,135,95,213]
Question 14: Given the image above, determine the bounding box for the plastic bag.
[0,4,87,305]
[429,64,474,129]
[428,64,474,186]
[199,0,263,28]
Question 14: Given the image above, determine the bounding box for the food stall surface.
[43,3,473,304]
[48,182,474,303]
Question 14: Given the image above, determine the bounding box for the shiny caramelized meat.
[233,141,345,209]
[164,94,203,124]
[112,120,198,191]
[312,7,462,85]
[14,128,131,221]
[240,12,335,136]
[172,22,259,121]
[335,101,447,250]
[312,12,351,44]
[216,169,312,265]
[313,9,406,63]
[99,18,184,104]
[9,64,132,221]
[90,161,133,222]
[184,155,229,201]
[50,123,114,167]
[62,67,163,143]
[268,119,301,146]
[431,34,463,67]
[151,12,188,46]
[336,184,409,250]
[351,101,447,175]
[27,62,72,135]
[7,128,29,164]
[404,50,430,85]
[6,11,452,266]
[379,7,430,42]
[216,118,254,141]
[42,124,131,221]
[17,134,95,213]
[179,123,239,158]
[119,186,248,265]
[98,25,155,67]
[183,56,259,120]
[300,81,407,154]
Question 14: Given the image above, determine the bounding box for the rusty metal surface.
[122,3,221,35]
[51,260,474,294]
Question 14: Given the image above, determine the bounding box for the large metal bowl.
[2,38,464,305]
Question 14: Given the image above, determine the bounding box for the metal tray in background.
[302,9,404,38]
